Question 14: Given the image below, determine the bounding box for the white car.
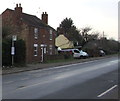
[73,49,89,58]
[58,49,88,58]
[99,50,105,56]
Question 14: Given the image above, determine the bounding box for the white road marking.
[97,85,118,97]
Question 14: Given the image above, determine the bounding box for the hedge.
[2,38,26,66]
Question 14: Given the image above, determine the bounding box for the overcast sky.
[0,0,119,40]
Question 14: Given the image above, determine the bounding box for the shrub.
[2,38,26,66]
[14,39,26,66]
[2,39,12,66]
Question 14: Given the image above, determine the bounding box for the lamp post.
[11,35,17,66]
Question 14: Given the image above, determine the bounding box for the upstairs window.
[49,29,52,40]
[34,28,38,39]
[34,44,38,56]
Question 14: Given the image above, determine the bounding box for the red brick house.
[2,4,56,63]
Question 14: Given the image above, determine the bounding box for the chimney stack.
[14,3,22,19]
[42,12,48,25]
[14,3,22,24]
[15,3,22,13]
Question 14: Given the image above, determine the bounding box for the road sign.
[12,35,17,41]
[11,47,15,55]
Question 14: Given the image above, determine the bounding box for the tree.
[60,18,74,34]
[2,39,12,66]
[14,39,26,65]
[2,26,12,39]
[87,31,99,41]
[82,27,92,36]
[2,26,26,66]
[99,38,119,54]
[2,38,26,66]
[59,18,84,46]
[81,27,92,42]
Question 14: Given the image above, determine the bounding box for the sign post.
[40,44,47,63]
[11,35,17,66]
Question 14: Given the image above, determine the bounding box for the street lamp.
[11,35,17,66]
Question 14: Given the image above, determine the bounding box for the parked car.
[73,49,89,58]
[99,50,105,56]
[80,50,89,57]
[58,49,89,59]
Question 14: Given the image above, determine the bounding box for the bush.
[83,48,100,57]
[83,39,119,57]
[2,39,12,66]
[14,39,26,66]
[58,51,73,59]
[2,38,26,66]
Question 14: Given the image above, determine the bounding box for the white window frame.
[34,28,38,39]
[49,29,52,40]
[34,44,38,56]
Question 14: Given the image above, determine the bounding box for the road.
[2,56,119,100]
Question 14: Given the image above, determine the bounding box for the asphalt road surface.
[2,56,119,100]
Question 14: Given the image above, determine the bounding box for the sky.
[0,0,119,40]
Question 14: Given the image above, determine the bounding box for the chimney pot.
[19,3,21,7]
[16,4,18,7]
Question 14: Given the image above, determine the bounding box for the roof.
[64,34,74,41]
[58,34,73,41]
[22,13,46,27]
[2,8,55,30]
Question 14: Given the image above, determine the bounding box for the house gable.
[55,34,74,49]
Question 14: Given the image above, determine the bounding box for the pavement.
[2,54,118,75]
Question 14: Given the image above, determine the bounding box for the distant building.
[1,4,56,63]
[55,34,74,49]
